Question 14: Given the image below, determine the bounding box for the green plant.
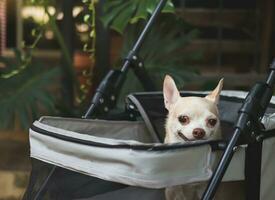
[102,0,175,33]
[0,0,201,129]
[0,0,75,130]
[116,15,201,106]
[100,1,201,108]
[0,50,61,130]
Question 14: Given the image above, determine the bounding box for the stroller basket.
[24,91,275,200]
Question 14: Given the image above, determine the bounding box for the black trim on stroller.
[30,123,226,151]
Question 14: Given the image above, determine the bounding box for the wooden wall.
[109,0,275,89]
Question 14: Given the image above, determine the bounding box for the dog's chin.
[177,131,209,142]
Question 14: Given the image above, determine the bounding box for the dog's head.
[163,75,223,143]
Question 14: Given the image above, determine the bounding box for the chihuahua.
[163,75,223,200]
[164,75,223,143]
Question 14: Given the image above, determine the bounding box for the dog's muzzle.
[177,131,191,141]
[177,131,208,141]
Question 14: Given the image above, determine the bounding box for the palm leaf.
[116,15,201,107]
[0,52,61,130]
[101,0,175,34]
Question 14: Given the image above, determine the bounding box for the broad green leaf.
[130,0,148,24]
[116,15,200,105]
[101,1,129,28]
[0,58,61,130]
[162,1,175,13]
[110,2,134,34]
[101,0,175,34]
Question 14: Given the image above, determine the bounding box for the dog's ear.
[163,75,180,110]
[205,78,224,104]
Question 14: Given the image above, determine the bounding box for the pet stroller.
[23,0,275,199]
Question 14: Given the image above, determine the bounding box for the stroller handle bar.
[84,0,168,118]
[266,59,275,86]
[202,59,275,200]
[121,0,168,72]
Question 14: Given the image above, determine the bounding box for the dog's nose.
[192,128,205,139]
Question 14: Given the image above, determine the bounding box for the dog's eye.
[207,119,217,127]
[178,115,190,125]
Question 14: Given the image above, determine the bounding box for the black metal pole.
[92,0,110,91]
[202,60,275,200]
[84,0,168,118]
[121,0,168,72]
[61,0,75,110]
[202,128,243,199]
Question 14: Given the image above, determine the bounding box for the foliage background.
[0,0,200,129]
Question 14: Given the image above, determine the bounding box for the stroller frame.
[203,63,275,200]
[32,1,166,199]
[31,0,275,199]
